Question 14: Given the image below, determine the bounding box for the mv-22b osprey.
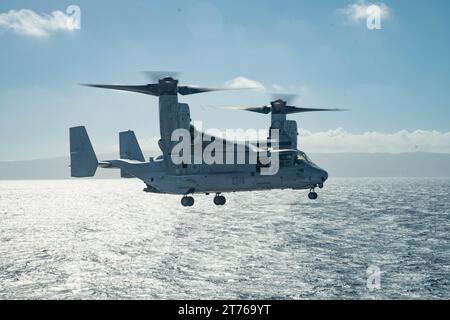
[70,73,344,206]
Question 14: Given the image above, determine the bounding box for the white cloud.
[224,77,311,96]
[270,84,310,96]
[224,77,265,90]
[337,1,390,23]
[172,127,450,154]
[0,8,79,37]
[299,128,450,154]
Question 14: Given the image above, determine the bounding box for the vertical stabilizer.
[119,130,145,178]
[70,126,98,177]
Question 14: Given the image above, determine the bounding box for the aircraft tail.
[70,126,98,177]
[119,130,145,178]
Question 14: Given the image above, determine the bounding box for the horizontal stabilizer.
[70,126,98,177]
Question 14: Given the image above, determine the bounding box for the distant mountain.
[0,153,120,180]
[0,152,449,179]
[311,153,450,178]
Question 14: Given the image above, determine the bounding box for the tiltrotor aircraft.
[70,73,344,206]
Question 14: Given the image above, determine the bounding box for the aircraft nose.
[320,169,328,182]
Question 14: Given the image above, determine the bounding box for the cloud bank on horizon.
[298,129,450,154]
[0,8,79,37]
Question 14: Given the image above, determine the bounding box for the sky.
[0,0,450,160]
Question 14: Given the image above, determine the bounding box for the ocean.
[0,178,449,299]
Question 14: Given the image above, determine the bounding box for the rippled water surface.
[0,178,449,299]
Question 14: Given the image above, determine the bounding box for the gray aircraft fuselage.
[71,76,329,203]
[103,152,328,196]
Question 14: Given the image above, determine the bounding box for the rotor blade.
[220,104,348,114]
[82,84,159,96]
[177,86,226,96]
[270,149,298,153]
[244,106,272,114]
[179,81,261,95]
[221,105,272,114]
[178,86,214,95]
[284,106,349,114]
[253,147,298,154]
[142,71,181,82]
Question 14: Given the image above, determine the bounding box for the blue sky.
[1,0,450,160]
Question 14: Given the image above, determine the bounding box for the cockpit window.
[295,153,305,164]
[295,150,314,165]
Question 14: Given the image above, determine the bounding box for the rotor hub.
[158,77,178,95]
[270,100,287,114]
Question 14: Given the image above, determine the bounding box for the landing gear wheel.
[308,191,318,200]
[181,196,195,207]
[213,195,226,206]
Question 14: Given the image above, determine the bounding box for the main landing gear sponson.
[181,196,195,207]
[308,188,318,200]
[213,194,226,206]
[180,194,226,207]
